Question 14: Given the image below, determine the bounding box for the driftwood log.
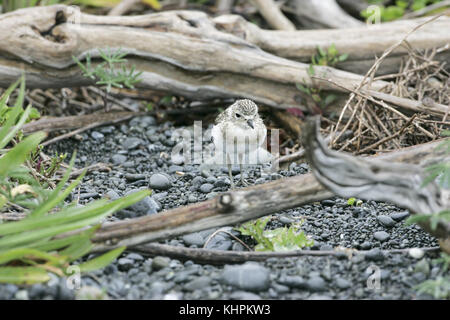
[291,0,364,29]
[0,6,449,111]
[303,116,450,253]
[89,138,448,252]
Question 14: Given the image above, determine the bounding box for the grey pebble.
[149,173,172,190]
[199,183,214,193]
[182,233,205,247]
[374,231,390,242]
[377,215,396,228]
[221,262,270,292]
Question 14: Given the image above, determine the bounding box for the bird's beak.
[247,119,254,129]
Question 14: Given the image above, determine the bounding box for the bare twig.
[250,0,296,30]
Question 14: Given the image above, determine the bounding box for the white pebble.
[409,248,424,259]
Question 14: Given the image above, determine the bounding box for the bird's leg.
[227,154,235,189]
[239,163,248,186]
[238,153,248,186]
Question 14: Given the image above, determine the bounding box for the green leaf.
[0,132,47,177]
[317,46,326,57]
[60,238,94,261]
[296,83,311,95]
[78,246,126,273]
[327,44,338,57]
[0,248,63,265]
[0,266,50,285]
[29,152,81,218]
[338,53,349,62]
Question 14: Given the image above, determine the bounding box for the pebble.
[111,154,127,165]
[390,211,410,221]
[377,215,396,228]
[105,190,121,200]
[335,278,351,289]
[365,248,385,261]
[414,259,430,275]
[117,258,134,272]
[91,131,104,140]
[124,190,159,215]
[149,173,172,190]
[199,183,214,193]
[221,263,270,292]
[229,291,261,300]
[373,231,390,242]
[204,234,232,251]
[306,276,326,292]
[360,241,373,250]
[182,233,205,247]
[408,248,425,259]
[184,276,211,291]
[277,275,306,289]
[122,137,142,149]
[152,256,171,271]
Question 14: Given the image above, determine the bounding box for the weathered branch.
[133,243,440,264]
[303,116,450,252]
[250,0,296,31]
[292,0,364,29]
[1,6,448,111]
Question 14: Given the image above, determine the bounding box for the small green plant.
[73,48,142,110]
[73,48,142,93]
[296,44,348,111]
[432,252,450,272]
[311,44,348,68]
[414,276,450,299]
[0,76,150,284]
[347,197,363,206]
[237,216,314,252]
[406,210,450,231]
[361,0,446,22]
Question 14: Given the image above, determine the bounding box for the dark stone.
[149,173,172,190]
[374,231,390,242]
[377,215,396,228]
[390,211,410,221]
[221,263,270,292]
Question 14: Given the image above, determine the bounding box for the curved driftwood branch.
[0,5,389,111]
[303,116,450,252]
[292,0,364,29]
[2,6,448,110]
[213,14,450,75]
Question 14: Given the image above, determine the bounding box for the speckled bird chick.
[209,99,272,188]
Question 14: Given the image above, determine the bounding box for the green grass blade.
[0,76,26,149]
[29,153,79,218]
[0,266,50,284]
[0,189,150,250]
[0,200,108,236]
[0,248,63,265]
[78,246,125,273]
[59,238,93,261]
[30,227,98,252]
[0,78,20,114]
[0,132,47,177]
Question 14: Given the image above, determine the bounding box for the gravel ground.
[1,115,445,300]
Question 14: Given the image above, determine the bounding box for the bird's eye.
[235,113,241,118]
